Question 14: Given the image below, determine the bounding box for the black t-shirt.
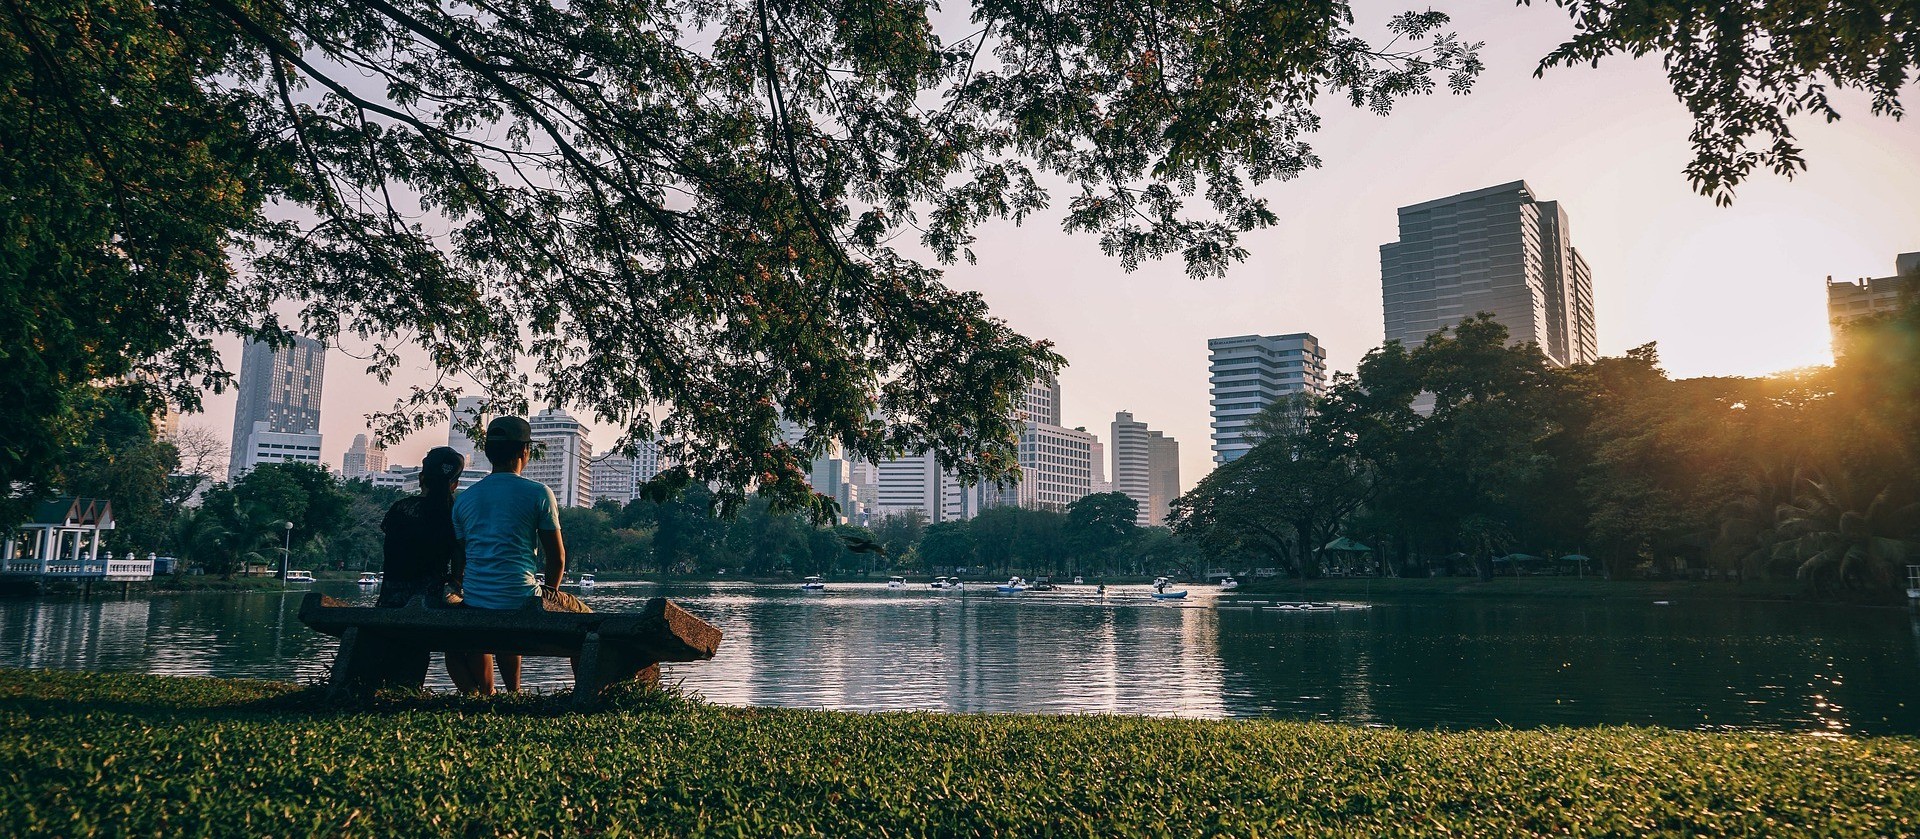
[381,494,458,584]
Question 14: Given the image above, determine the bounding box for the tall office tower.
[1015,423,1096,510]
[809,456,861,523]
[1111,411,1153,523]
[1380,180,1598,367]
[228,335,326,478]
[1147,432,1180,528]
[873,452,973,523]
[1018,376,1062,425]
[341,434,388,481]
[526,408,594,507]
[1827,250,1920,352]
[591,439,672,505]
[1089,440,1111,495]
[446,395,492,473]
[1207,333,1326,464]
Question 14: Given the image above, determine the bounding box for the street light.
[279,520,294,580]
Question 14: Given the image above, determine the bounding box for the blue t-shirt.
[451,473,561,609]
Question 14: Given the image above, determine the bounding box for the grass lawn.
[1,671,1915,836]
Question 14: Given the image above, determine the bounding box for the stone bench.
[298,592,722,708]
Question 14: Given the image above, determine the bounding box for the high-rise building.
[872,452,973,523]
[590,439,671,505]
[1148,432,1180,528]
[1827,251,1919,351]
[1019,376,1062,425]
[1111,411,1152,522]
[1111,411,1178,526]
[526,408,594,507]
[228,336,326,478]
[1208,333,1325,464]
[1380,180,1598,367]
[447,395,492,473]
[341,433,388,481]
[1089,440,1111,495]
[1016,423,1096,510]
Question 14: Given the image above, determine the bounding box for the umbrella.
[1323,537,1374,553]
[1492,553,1544,563]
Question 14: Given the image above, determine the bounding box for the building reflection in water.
[2,583,1918,734]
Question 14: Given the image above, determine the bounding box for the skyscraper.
[526,408,594,507]
[872,452,973,523]
[1148,432,1180,527]
[341,433,387,481]
[1111,411,1178,526]
[447,395,492,473]
[591,439,672,505]
[1207,333,1325,464]
[228,335,326,478]
[1380,180,1597,366]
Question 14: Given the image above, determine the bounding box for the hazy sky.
[187,1,1920,492]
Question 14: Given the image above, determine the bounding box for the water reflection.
[0,583,1914,734]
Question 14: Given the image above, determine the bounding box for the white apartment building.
[232,421,323,474]
[590,439,671,505]
[1208,333,1326,463]
[527,408,594,507]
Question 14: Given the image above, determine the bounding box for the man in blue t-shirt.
[449,414,572,693]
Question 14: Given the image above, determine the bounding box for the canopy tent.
[1323,538,1373,554]
[1490,553,1544,563]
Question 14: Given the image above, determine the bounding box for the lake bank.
[1,669,1914,836]
[1234,575,1835,604]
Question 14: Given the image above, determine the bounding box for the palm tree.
[1773,474,1920,592]
[1713,463,1796,580]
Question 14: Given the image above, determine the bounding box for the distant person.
[376,445,465,686]
[449,415,586,694]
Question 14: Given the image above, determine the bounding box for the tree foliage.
[3,0,1489,522]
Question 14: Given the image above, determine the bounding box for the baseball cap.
[485,415,533,444]
[422,446,466,479]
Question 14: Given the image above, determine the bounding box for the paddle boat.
[929,576,954,589]
[995,576,1029,594]
[1072,575,1085,585]
[285,570,316,584]
[578,573,596,589]
[1217,577,1239,591]
[356,572,380,587]
[887,575,908,589]
[801,575,827,591]
[1029,576,1058,592]
[1150,576,1187,599]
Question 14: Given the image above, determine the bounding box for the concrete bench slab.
[298,592,721,708]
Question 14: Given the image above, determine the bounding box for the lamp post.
[279,520,294,580]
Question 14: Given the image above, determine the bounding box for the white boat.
[929,576,953,589]
[1218,577,1239,590]
[1072,576,1084,585]
[801,575,826,591]
[356,572,379,586]
[578,573,596,589]
[995,576,1028,594]
[285,570,316,583]
[887,575,908,589]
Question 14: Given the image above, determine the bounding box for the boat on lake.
[929,576,955,589]
[1151,576,1187,599]
[356,572,379,587]
[1073,575,1085,585]
[1029,576,1058,592]
[1218,577,1239,591]
[578,573,596,589]
[801,576,826,591]
[887,575,907,589]
[995,576,1028,594]
[285,570,316,584]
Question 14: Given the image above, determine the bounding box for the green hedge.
[0,670,1914,836]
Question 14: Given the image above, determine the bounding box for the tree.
[1775,474,1920,594]
[917,522,977,574]
[1529,1,1920,203]
[58,391,180,555]
[1065,492,1139,567]
[4,0,1489,523]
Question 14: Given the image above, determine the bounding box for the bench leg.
[572,631,660,710]
[328,627,430,699]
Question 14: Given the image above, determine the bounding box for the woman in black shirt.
[378,446,465,607]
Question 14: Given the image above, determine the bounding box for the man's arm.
[540,529,565,591]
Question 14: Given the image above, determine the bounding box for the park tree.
[58,390,180,556]
[917,521,977,574]
[1065,492,1139,569]
[4,0,1494,523]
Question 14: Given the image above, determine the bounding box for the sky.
[185,1,1920,493]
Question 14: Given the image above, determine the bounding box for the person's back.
[451,471,558,609]
[378,446,465,608]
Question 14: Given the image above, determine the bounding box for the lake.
[2,580,1915,734]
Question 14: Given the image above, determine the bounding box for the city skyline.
[176,5,1920,492]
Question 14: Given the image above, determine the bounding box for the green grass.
[2,671,1916,836]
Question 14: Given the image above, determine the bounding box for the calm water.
[2,581,1916,734]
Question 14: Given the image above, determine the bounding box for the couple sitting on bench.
[380,414,588,694]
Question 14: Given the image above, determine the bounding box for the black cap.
[486,415,533,444]
[422,446,466,480]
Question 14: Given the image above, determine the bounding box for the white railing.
[0,558,154,581]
